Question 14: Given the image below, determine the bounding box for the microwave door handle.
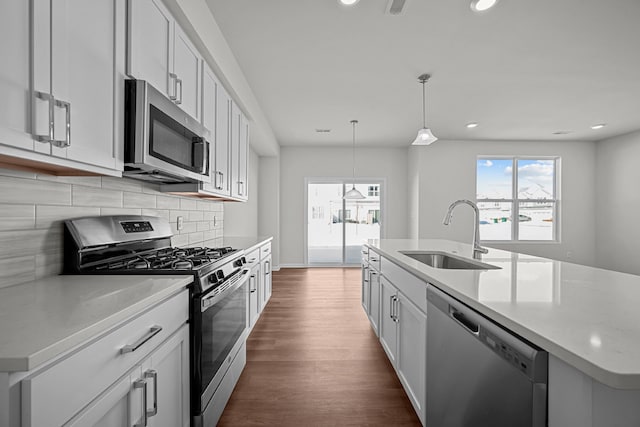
[191,137,207,174]
[204,141,210,175]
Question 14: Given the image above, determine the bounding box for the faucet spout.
[443,199,488,260]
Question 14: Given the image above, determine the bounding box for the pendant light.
[411,73,438,146]
[344,120,365,200]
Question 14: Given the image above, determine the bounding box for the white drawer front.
[244,248,260,267]
[260,242,271,258]
[380,257,427,313]
[368,249,381,272]
[22,289,189,427]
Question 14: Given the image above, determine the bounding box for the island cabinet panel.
[368,269,381,335]
[378,276,398,365]
[548,355,640,427]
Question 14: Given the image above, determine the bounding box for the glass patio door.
[306,180,382,265]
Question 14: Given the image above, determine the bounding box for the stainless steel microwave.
[124,79,210,183]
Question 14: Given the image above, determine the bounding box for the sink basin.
[400,251,500,270]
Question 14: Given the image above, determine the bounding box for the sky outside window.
[476,159,512,199]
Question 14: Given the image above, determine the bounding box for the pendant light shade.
[344,120,365,200]
[411,73,438,146]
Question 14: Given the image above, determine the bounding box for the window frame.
[476,156,560,243]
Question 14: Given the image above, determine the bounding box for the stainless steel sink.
[400,251,500,270]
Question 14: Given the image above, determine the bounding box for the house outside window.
[476,157,559,242]
[368,185,379,197]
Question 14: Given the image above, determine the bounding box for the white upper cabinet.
[230,102,249,200]
[0,0,123,175]
[46,0,123,170]
[128,0,201,121]
[201,62,231,196]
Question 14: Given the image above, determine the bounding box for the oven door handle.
[201,269,250,312]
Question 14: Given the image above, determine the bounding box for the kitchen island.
[364,239,640,427]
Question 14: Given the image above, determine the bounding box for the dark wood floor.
[217,268,422,426]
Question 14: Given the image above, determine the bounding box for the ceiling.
[205,0,640,147]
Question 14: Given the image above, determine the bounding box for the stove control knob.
[234,257,245,268]
[208,275,218,284]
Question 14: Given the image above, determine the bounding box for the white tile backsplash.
[0,169,224,288]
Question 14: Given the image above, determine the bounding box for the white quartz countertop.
[367,239,640,389]
[0,275,192,372]
[222,236,272,253]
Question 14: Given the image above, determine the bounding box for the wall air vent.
[315,129,332,133]
[386,0,409,15]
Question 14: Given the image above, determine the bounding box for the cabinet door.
[49,0,121,170]
[0,0,37,151]
[379,277,398,364]
[369,270,381,335]
[248,264,260,328]
[230,102,241,198]
[237,112,249,199]
[215,84,231,196]
[397,294,427,424]
[65,370,143,427]
[361,265,370,313]
[261,256,272,310]
[145,324,190,427]
[127,0,174,97]
[173,25,201,121]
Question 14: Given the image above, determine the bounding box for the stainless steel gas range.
[64,215,249,426]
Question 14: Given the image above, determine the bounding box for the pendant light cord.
[351,120,358,180]
[422,79,426,128]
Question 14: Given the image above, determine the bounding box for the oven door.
[125,79,210,182]
[192,269,249,417]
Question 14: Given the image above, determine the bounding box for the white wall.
[224,148,259,236]
[280,146,409,266]
[258,156,280,268]
[411,139,597,266]
[595,130,640,275]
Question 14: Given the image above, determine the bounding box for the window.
[476,157,558,241]
[311,206,324,219]
[368,185,379,196]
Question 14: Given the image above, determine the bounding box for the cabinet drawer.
[381,257,427,313]
[260,242,271,258]
[368,249,381,272]
[22,289,189,427]
[244,248,260,267]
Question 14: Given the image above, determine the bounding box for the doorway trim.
[303,177,386,266]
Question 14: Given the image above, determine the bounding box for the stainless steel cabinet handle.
[393,296,399,323]
[370,258,379,262]
[265,260,270,275]
[370,271,377,276]
[134,379,148,427]
[175,77,183,105]
[250,274,256,292]
[52,99,71,148]
[34,91,54,143]
[238,181,244,195]
[169,73,178,101]
[120,326,163,354]
[215,171,224,190]
[144,369,158,417]
[389,295,395,320]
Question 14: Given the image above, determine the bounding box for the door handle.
[451,309,479,334]
[133,379,148,427]
[169,73,178,101]
[144,369,158,417]
[389,295,395,320]
[34,91,54,143]
[52,99,71,148]
[175,77,183,105]
[393,296,399,323]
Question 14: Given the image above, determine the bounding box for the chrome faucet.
[443,199,489,260]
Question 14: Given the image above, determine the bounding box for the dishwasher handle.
[451,308,479,334]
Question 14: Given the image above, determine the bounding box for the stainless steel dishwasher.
[426,285,548,427]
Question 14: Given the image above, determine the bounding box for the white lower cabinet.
[260,254,272,311]
[248,261,261,329]
[21,289,189,427]
[374,266,426,425]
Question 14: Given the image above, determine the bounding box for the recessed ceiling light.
[466,122,479,129]
[339,0,360,5]
[470,0,499,12]
[591,123,606,130]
